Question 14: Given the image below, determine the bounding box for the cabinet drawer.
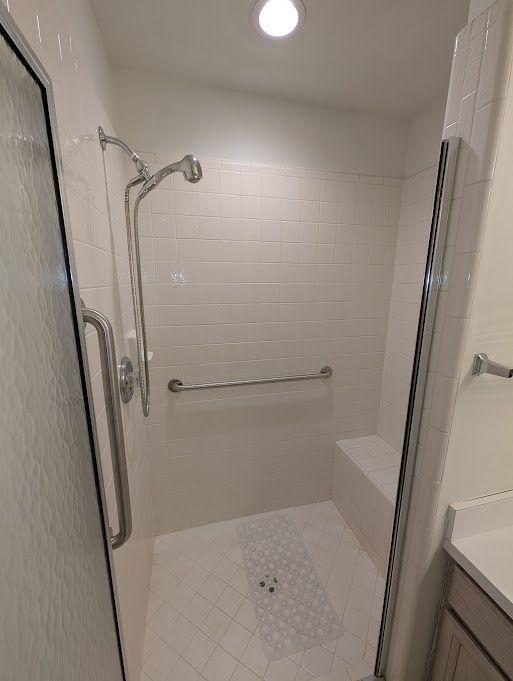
[448,566,513,679]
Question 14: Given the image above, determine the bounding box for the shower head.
[140,155,203,197]
[176,154,203,183]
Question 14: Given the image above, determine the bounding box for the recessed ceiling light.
[251,0,306,40]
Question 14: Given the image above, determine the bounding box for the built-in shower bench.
[333,435,400,575]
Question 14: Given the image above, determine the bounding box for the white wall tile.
[378,166,436,452]
[142,155,401,532]
[387,5,513,680]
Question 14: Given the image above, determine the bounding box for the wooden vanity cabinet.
[431,564,513,681]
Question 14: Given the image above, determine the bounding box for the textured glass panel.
[0,30,124,681]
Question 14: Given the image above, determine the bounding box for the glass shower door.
[0,12,126,681]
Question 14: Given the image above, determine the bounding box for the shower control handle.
[83,306,132,549]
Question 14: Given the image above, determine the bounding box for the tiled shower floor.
[141,502,384,681]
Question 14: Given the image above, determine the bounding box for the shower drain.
[238,513,343,661]
[259,575,279,593]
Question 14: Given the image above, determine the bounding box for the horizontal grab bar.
[168,365,333,393]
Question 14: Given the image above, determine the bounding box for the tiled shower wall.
[378,166,438,452]
[138,156,403,533]
[387,2,513,679]
[1,1,155,679]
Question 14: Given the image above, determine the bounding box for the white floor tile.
[241,635,269,678]
[201,605,232,642]
[168,554,195,580]
[183,563,210,591]
[334,633,366,666]
[294,668,313,681]
[199,573,227,604]
[265,657,298,681]
[143,639,179,681]
[347,584,373,617]
[182,630,217,673]
[151,565,181,601]
[202,645,238,681]
[143,627,165,663]
[300,645,333,677]
[216,585,244,618]
[164,657,199,681]
[231,662,261,681]
[164,613,198,654]
[166,581,195,613]
[213,556,239,583]
[147,591,164,621]
[342,605,370,642]
[147,603,180,642]
[141,502,384,681]
[329,656,352,681]
[197,548,223,572]
[220,620,252,659]
[226,543,243,565]
[230,567,249,595]
[234,598,257,632]
[186,593,213,626]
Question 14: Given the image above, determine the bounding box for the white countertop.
[444,490,513,621]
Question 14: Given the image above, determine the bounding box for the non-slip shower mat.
[237,513,343,661]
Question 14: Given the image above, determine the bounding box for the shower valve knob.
[119,356,135,403]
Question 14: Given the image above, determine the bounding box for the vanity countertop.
[444,489,513,621]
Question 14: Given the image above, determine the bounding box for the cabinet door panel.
[432,611,506,681]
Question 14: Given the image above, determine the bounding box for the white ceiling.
[91,0,469,118]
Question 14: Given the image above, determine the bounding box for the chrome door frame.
[0,5,128,678]
[374,137,460,678]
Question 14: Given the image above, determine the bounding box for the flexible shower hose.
[124,178,150,417]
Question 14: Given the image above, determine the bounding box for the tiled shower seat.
[332,436,401,575]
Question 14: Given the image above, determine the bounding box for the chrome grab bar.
[168,365,333,393]
[472,353,513,378]
[83,307,132,549]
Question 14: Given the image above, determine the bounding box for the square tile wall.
[333,437,400,574]
[378,166,438,452]
[386,2,513,679]
[1,1,156,679]
[138,155,403,533]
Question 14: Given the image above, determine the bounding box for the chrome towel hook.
[472,353,513,378]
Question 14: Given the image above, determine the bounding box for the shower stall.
[4,1,511,681]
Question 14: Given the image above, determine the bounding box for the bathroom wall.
[114,69,411,535]
[386,2,513,678]
[1,1,155,679]
[114,68,408,177]
[138,155,402,533]
[440,15,513,506]
[378,99,445,451]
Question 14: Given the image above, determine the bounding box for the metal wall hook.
[472,353,513,378]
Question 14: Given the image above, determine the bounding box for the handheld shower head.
[140,155,203,197]
[178,155,203,183]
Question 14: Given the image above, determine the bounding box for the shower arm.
[98,126,152,181]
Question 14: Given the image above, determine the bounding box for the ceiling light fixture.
[251,0,306,40]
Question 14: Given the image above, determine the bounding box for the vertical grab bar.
[83,307,132,550]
